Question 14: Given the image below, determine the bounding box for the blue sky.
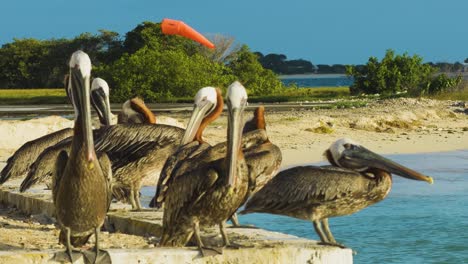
[1,0,467,64]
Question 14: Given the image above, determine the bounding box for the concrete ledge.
[0,185,353,264]
[0,245,352,264]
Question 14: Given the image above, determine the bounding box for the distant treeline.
[0,21,283,101]
[255,52,468,75]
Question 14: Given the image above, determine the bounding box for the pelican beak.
[70,67,95,162]
[91,87,112,126]
[341,146,434,184]
[180,99,215,145]
[227,100,246,186]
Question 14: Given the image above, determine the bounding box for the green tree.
[95,46,232,102]
[226,45,283,95]
[0,39,49,88]
[346,49,437,96]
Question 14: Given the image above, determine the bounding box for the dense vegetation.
[0,20,466,103]
[0,21,283,102]
[346,50,463,96]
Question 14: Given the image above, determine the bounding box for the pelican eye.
[344,143,353,149]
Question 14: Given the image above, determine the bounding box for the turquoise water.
[141,150,468,263]
[280,74,354,87]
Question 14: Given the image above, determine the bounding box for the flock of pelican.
[0,50,434,263]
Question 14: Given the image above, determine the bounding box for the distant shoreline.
[279,72,468,80]
[278,73,348,79]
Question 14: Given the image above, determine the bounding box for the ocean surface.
[141,150,468,264]
[280,74,354,87]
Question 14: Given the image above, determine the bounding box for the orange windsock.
[161,18,215,49]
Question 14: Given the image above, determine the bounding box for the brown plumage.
[241,138,434,246]
[0,128,73,185]
[10,76,112,189]
[159,82,249,253]
[95,123,184,209]
[229,106,282,226]
[150,88,224,209]
[54,51,112,262]
[20,95,168,207]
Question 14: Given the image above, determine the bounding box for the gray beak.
[180,100,215,145]
[91,87,112,126]
[226,100,246,186]
[70,67,95,161]
[339,146,434,184]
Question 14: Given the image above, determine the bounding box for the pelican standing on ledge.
[150,86,223,209]
[241,138,433,247]
[159,81,249,256]
[230,106,282,227]
[53,51,112,263]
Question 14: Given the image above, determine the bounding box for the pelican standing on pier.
[159,81,249,256]
[53,51,112,263]
[241,138,434,246]
[229,106,282,227]
[150,86,223,209]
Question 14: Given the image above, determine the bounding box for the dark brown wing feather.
[98,153,113,210]
[20,138,72,192]
[0,128,73,184]
[241,166,369,216]
[52,150,68,205]
[150,141,210,208]
[95,124,184,156]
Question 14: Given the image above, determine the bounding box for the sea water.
[141,150,468,263]
[280,74,354,87]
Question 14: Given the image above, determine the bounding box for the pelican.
[53,50,112,263]
[20,94,181,210]
[240,138,434,247]
[118,97,156,124]
[19,77,117,192]
[229,106,282,227]
[149,86,223,209]
[159,81,249,256]
[0,76,112,186]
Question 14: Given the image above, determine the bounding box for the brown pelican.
[229,106,282,227]
[19,77,116,192]
[53,50,112,263]
[1,75,114,187]
[159,81,249,256]
[149,86,223,209]
[240,138,434,247]
[117,97,156,124]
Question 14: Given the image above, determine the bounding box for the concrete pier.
[0,184,353,264]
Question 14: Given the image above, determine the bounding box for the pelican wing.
[242,166,368,215]
[163,164,219,228]
[98,153,113,210]
[95,124,183,154]
[20,138,72,192]
[52,150,68,203]
[150,142,210,208]
[95,124,184,168]
[244,142,282,194]
[0,128,73,184]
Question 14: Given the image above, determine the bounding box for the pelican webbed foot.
[228,214,258,229]
[82,249,111,264]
